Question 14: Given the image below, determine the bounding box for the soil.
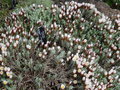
[83,0,120,18]
[53,0,120,18]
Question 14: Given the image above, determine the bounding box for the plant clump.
[0,44,13,89]
[0,1,120,89]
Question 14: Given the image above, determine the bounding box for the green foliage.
[103,0,120,9]
[0,1,120,89]
[17,0,53,8]
[0,0,53,27]
[0,56,13,89]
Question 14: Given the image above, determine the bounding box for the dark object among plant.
[9,0,17,10]
[37,26,47,44]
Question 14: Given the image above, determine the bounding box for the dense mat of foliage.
[0,0,53,27]
[0,1,120,89]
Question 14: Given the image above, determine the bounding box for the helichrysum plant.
[0,51,13,89]
[0,1,120,89]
